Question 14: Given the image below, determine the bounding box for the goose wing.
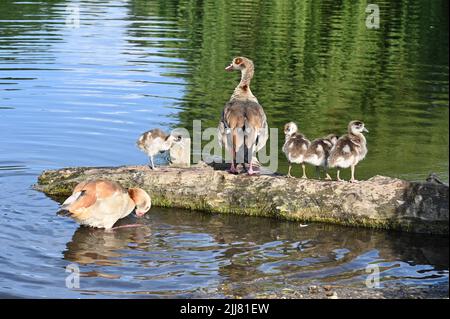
[244,101,268,151]
[218,101,246,151]
[61,180,124,220]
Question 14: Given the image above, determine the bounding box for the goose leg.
[349,165,357,183]
[227,148,238,174]
[107,224,145,232]
[247,146,257,175]
[301,164,307,179]
[247,159,256,175]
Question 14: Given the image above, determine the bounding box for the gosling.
[136,129,181,170]
[328,120,368,182]
[282,122,311,178]
[304,134,339,180]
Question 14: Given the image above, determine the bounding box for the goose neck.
[231,66,256,101]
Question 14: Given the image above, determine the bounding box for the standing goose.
[60,180,151,229]
[328,120,368,182]
[304,133,339,180]
[137,129,182,170]
[282,122,311,178]
[218,57,268,175]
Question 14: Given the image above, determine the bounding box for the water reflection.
[64,223,151,266]
[59,208,448,297]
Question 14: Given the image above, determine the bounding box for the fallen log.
[35,163,449,235]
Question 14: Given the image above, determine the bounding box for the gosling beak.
[225,64,234,72]
[363,127,369,133]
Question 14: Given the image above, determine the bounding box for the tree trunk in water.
[35,163,449,235]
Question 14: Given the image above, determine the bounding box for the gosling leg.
[336,169,344,182]
[301,164,307,179]
[349,165,357,183]
[287,163,293,178]
[315,166,321,179]
[149,156,156,170]
[324,167,332,180]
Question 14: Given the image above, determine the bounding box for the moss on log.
[35,163,449,235]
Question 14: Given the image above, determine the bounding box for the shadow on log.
[35,163,449,235]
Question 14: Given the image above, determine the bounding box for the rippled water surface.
[0,0,448,298]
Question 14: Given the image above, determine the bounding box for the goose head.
[284,122,298,138]
[348,120,369,135]
[128,188,151,217]
[225,56,254,72]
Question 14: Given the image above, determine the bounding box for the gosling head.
[325,134,339,145]
[166,133,183,145]
[159,133,183,152]
[349,120,369,135]
[225,56,253,72]
[128,188,151,217]
[284,122,298,137]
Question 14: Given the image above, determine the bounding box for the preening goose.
[282,122,311,178]
[328,121,368,182]
[218,57,268,175]
[60,180,151,229]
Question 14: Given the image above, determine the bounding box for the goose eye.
[234,58,242,64]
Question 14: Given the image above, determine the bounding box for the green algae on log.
[35,163,449,235]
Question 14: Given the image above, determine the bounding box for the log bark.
[35,163,449,235]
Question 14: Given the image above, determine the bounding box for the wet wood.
[35,163,449,235]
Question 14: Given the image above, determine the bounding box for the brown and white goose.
[328,120,368,182]
[304,133,339,180]
[136,129,182,170]
[282,122,311,178]
[218,57,268,175]
[60,180,151,229]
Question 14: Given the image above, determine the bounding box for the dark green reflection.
[126,0,449,181]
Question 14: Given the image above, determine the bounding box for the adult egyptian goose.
[137,129,182,170]
[218,56,268,175]
[304,133,339,180]
[328,120,368,182]
[60,180,151,229]
[282,122,311,178]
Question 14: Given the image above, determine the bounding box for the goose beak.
[135,211,145,218]
[363,127,369,133]
[225,64,234,72]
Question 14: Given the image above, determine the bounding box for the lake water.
[0,0,448,298]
